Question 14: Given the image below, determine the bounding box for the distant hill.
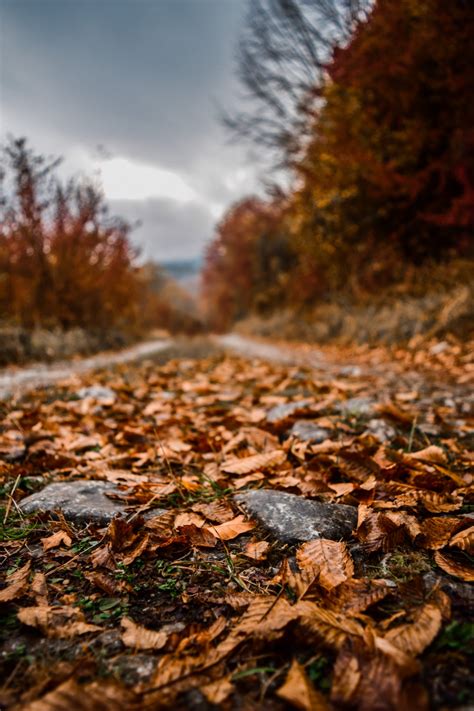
[161,258,201,296]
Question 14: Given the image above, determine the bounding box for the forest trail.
[0,332,472,709]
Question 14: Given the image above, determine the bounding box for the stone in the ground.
[337,396,374,417]
[289,420,330,443]
[20,480,165,525]
[365,418,396,442]
[235,489,357,542]
[76,385,116,402]
[266,399,312,424]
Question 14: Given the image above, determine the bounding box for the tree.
[0,138,143,332]
[225,0,370,165]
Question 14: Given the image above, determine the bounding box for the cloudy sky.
[0,0,261,261]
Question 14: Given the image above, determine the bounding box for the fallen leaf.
[201,676,234,705]
[296,539,354,590]
[41,530,72,551]
[121,616,168,650]
[417,516,465,549]
[384,601,443,656]
[206,514,255,540]
[295,600,364,650]
[434,550,474,581]
[277,659,331,710]
[174,512,206,529]
[405,445,447,465]
[18,604,101,638]
[180,523,217,547]
[221,449,286,475]
[0,560,31,603]
[243,540,270,561]
[449,525,474,554]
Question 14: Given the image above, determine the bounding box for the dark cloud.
[0,0,259,259]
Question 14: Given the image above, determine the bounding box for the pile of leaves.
[0,342,473,709]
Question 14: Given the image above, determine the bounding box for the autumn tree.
[225,0,370,164]
[0,138,145,333]
[202,197,296,330]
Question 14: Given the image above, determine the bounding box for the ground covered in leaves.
[0,338,473,710]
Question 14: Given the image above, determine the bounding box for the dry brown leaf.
[121,616,168,650]
[296,539,354,590]
[434,550,474,581]
[0,560,31,603]
[18,604,101,638]
[41,530,72,551]
[191,500,235,523]
[295,600,364,650]
[174,512,206,529]
[221,449,286,475]
[406,445,447,465]
[326,578,392,615]
[90,544,114,569]
[232,595,300,641]
[85,571,123,595]
[120,533,150,565]
[243,540,270,561]
[449,525,474,554]
[180,523,217,547]
[206,514,255,540]
[23,678,133,711]
[276,659,331,711]
[417,516,465,549]
[201,676,235,705]
[31,572,48,603]
[357,511,407,552]
[384,602,443,656]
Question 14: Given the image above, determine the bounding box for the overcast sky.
[0,0,261,261]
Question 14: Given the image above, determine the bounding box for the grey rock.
[20,479,166,526]
[266,399,312,424]
[76,385,116,402]
[365,418,396,442]
[235,489,357,542]
[289,420,330,443]
[337,397,374,417]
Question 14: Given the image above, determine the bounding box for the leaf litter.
[0,338,473,709]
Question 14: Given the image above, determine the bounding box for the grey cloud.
[0,0,261,260]
[110,197,215,261]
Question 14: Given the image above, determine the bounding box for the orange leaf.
[434,551,474,581]
[296,539,354,590]
[0,560,31,603]
[277,659,331,711]
[41,530,72,551]
[221,449,286,475]
[206,514,255,541]
[121,617,168,650]
[243,540,270,561]
[18,605,101,638]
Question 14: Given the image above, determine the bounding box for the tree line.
[203,0,473,330]
[0,138,200,337]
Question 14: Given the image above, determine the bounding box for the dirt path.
[0,337,173,399]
